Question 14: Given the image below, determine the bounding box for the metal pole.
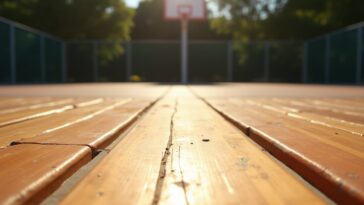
[325,35,331,84]
[264,42,270,82]
[126,42,132,81]
[227,41,233,82]
[40,35,46,82]
[93,41,98,82]
[10,24,16,84]
[61,42,67,82]
[356,27,363,84]
[302,42,308,83]
[181,18,188,84]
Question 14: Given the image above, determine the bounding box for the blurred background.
[0,0,364,84]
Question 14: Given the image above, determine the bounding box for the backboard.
[164,0,206,20]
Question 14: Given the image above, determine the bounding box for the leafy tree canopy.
[0,0,134,41]
[210,0,364,41]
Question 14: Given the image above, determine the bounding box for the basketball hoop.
[164,0,206,21]
[164,0,206,83]
[178,5,192,20]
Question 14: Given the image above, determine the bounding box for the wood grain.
[14,99,156,149]
[0,144,91,205]
[59,88,326,205]
[0,97,61,110]
[203,97,364,204]
[0,99,129,148]
[0,98,101,128]
[59,96,176,205]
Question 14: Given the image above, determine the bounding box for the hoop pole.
[181,18,188,84]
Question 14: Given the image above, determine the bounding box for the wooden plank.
[0,98,75,115]
[0,83,170,98]
[208,99,364,153]
[272,98,364,124]
[303,99,364,114]
[0,97,61,110]
[159,95,326,204]
[59,97,176,205]
[203,98,364,204]
[14,99,157,149]
[0,99,130,148]
[190,84,364,98]
[318,98,364,107]
[0,98,101,128]
[0,144,92,205]
[245,99,364,136]
[60,88,326,205]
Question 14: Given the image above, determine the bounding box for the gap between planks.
[39,98,159,205]
[187,87,333,203]
[151,98,189,205]
[8,95,164,156]
[0,88,171,205]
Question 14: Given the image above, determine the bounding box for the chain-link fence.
[0,17,65,84]
[37,39,304,83]
[2,16,363,84]
[304,23,364,84]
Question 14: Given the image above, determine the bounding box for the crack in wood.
[151,98,182,205]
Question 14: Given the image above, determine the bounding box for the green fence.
[126,41,302,83]
[232,41,303,83]
[2,16,363,84]
[189,42,228,82]
[304,24,363,84]
[66,40,304,83]
[0,21,11,83]
[45,38,63,82]
[0,16,65,84]
[131,41,180,82]
[233,42,266,82]
[1,16,306,84]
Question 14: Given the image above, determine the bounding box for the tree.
[0,0,134,71]
[210,0,364,41]
[0,0,134,41]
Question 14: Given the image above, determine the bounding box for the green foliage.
[210,0,364,71]
[0,0,134,40]
[210,0,364,41]
[0,0,134,63]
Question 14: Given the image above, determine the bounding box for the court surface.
[0,83,364,205]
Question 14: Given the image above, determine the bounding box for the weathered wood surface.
[0,84,169,205]
[60,95,176,205]
[0,98,102,128]
[60,88,326,205]
[0,144,91,205]
[0,83,169,98]
[190,86,364,205]
[0,99,124,148]
[1,84,364,205]
[0,97,63,110]
[0,98,158,205]
[13,99,155,149]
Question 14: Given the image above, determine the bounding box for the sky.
[125,0,141,8]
